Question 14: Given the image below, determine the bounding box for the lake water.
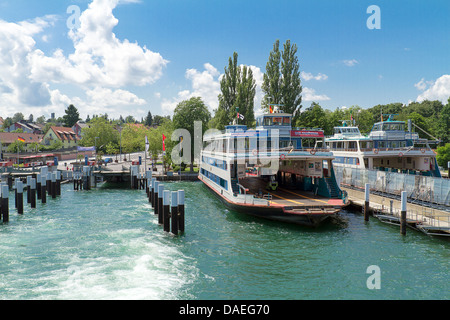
[0,181,448,300]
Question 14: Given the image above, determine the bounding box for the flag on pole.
[162,134,166,152]
[145,135,149,152]
[269,105,274,113]
[239,114,244,120]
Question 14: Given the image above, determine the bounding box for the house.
[0,132,43,153]
[42,126,78,149]
[72,121,89,139]
[6,121,44,134]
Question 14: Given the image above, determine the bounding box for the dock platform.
[343,186,450,237]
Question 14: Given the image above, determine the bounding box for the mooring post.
[400,191,407,235]
[364,183,370,221]
[46,173,52,197]
[1,185,9,223]
[151,178,156,207]
[158,184,164,225]
[178,190,185,234]
[36,173,42,200]
[56,171,61,196]
[163,190,170,233]
[14,179,18,209]
[51,173,57,199]
[17,180,24,214]
[30,178,36,208]
[41,175,47,204]
[26,176,31,204]
[171,191,178,235]
[153,180,159,214]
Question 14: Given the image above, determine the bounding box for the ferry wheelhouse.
[199,107,348,227]
[325,116,441,177]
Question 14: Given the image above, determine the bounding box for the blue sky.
[0,0,449,121]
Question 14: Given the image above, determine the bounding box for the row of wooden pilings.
[130,166,185,236]
[0,166,62,223]
[363,183,408,235]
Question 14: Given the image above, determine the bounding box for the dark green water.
[0,182,448,300]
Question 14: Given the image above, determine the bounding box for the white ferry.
[199,107,349,227]
[324,115,441,177]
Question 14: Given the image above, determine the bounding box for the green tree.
[79,117,119,153]
[144,111,153,126]
[435,98,450,144]
[12,112,24,123]
[436,143,450,169]
[296,102,328,131]
[213,52,256,129]
[173,97,211,171]
[62,104,81,127]
[7,141,25,153]
[262,39,303,121]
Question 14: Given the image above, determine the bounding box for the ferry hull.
[200,176,339,227]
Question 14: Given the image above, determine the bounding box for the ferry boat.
[325,115,441,177]
[199,107,348,227]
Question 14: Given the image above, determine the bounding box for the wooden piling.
[158,184,164,225]
[364,183,370,221]
[151,178,156,207]
[27,176,31,204]
[17,181,23,214]
[30,178,36,208]
[41,175,47,204]
[171,191,178,235]
[56,171,61,196]
[178,190,185,234]
[46,173,52,198]
[1,185,9,223]
[163,190,170,233]
[153,180,159,215]
[37,173,42,200]
[400,191,407,235]
[51,173,57,199]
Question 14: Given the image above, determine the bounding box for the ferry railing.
[335,166,450,207]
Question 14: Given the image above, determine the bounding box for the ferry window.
[360,141,366,149]
[349,141,356,149]
[283,117,291,125]
[373,124,381,131]
[273,117,282,125]
[264,117,272,126]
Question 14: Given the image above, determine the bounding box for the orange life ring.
[398,152,404,157]
[420,148,425,153]
[280,154,286,160]
[310,149,317,155]
[373,148,379,154]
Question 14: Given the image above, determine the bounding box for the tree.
[435,98,450,144]
[296,102,328,132]
[144,111,153,126]
[213,52,256,129]
[436,143,450,169]
[12,113,24,123]
[173,97,211,171]
[262,40,282,110]
[280,40,302,120]
[262,39,303,121]
[36,116,46,124]
[63,104,80,127]
[79,117,119,153]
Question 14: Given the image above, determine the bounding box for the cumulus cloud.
[342,59,359,67]
[416,75,450,103]
[0,0,166,119]
[302,87,331,102]
[301,72,328,81]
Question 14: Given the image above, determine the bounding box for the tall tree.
[63,104,80,127]
[144,111,153,126]
[262,40,282,110]
[281,40,302,120]
[213,52,256,129]
[262,39,303,121]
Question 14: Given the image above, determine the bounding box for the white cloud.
[302,87,331,102]
[416,74,450,103]
[342,59,359,67]
[0,0,166,120]
[301,72,328,81]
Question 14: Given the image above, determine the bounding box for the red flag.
[162,134,166,151]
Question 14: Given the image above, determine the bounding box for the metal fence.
[335,166,450,206]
